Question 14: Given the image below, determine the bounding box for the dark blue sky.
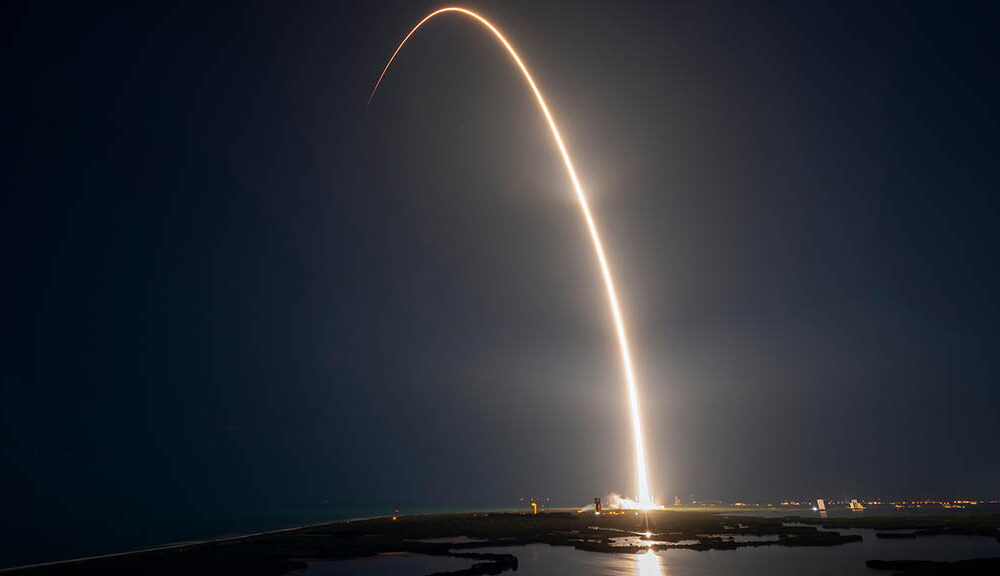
[3,0,999,566]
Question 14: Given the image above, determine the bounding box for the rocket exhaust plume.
[368,7,655,509]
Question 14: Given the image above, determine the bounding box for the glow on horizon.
[367,6,655,509]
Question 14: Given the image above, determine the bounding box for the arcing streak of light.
[367,7,654,509]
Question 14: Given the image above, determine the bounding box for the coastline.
[0,506,525,573]
[5,508,998,575]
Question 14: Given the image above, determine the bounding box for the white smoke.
[606,493,647,510]
[579,493,658,512]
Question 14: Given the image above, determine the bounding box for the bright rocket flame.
[605,493,663,511]
[368,7,655,509]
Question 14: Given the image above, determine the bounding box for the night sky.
[3,0,999,566]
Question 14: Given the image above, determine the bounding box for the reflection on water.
[312,532,1000,576]
[636,550,664,576]
[610,536,698,547]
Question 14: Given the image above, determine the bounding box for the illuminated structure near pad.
[368,7,655,509]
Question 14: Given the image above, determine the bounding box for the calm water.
[312,530,1000,576]
[0,504,517,569]
[307,553,477,576]
[1,502,374,569]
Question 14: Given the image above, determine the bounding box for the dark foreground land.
[796,514,1000,575]
[6,511,1000,575]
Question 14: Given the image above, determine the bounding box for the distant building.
[674,496,682,507]
[849,499,864,511]
[594,497,601,514]
[816,499,826,511]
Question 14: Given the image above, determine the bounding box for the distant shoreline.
[0,507,524,573]
[5,506,999,573]
[0,514,386,573]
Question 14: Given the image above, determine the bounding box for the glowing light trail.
[368,7,654,509]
